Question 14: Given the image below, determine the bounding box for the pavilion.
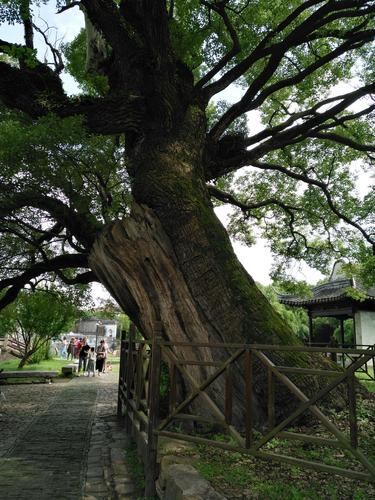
[278,262,375,347]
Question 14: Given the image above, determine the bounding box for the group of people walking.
[67,337,109,377]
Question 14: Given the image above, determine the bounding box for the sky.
[0,3,333,301]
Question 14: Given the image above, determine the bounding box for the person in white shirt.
[87,347,96,377]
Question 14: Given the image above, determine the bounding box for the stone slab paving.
[82,373,144,500]
[0,372,143,500]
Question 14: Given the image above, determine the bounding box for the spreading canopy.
[0,0,374,310]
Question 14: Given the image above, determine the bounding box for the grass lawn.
[0,357,71,383]
[0,357,69,372]
[1,354,121,375]
[194,446,374,500]
[167,394,375,500]
[357,367,375,392]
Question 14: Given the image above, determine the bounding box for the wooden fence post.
[268,367,275,430]
[169,362,177,413]
[145,322,162,498]
[225,365,233,425]
[135,343,145,412]
[117,330,127,417]
[347,372,358,449]
[245,348,253,448]
[125,323,135,434]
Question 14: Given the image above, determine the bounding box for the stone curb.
[158,463,226,500]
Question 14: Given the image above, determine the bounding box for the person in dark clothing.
[78,339,90,374]
[67,338,75,360]
[95,340,107,376]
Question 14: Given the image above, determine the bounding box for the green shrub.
[28,341,52,364]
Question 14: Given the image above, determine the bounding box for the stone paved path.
[0,373,143,500]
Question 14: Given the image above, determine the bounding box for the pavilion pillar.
[308,310,313,345]
[340,318,345,368]
[340,318,345,347]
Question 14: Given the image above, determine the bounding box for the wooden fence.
[117,324,375,497]
[308,342,375,380]
[0,335,25,357]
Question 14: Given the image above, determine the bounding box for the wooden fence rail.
[0,335,26,358]
[117,326,375,497]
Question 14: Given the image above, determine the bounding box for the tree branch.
[208,185,302,215]
[56,1,81,14]
[200,0,325,98]
[32,22,64,73]
[196,1,241,89]
[309,131,375,155]
[205,82,375,184]
[0,56,67,118]
[242,98,375,150]
[80,0,143,57]
[251,160,375,247]
[22,1,34,50]
[0,254,89,290]
[209,29,375,140]
[0,61,145,132]
[0,189,101,249]
[0,253,94,310]
[0,221,63,251]
[54,269,97,286]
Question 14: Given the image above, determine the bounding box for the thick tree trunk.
[88,107,313,425]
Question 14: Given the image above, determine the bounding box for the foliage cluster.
[258,283,309,340]
[0,286,84,366]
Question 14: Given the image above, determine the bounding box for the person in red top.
[74,338,82,359]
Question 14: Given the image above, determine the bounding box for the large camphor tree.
[0,0,374,420]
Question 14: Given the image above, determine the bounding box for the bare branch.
[243,99,375,150]
[0,221,64,251]
[32,22,64,73]
[245,82,375,159]
[54,269,97,286]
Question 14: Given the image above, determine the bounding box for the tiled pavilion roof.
[278,263,375,308]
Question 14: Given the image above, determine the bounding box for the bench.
[61,364,78,375]
[0,371,58,384]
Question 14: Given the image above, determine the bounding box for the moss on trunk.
[89,109,321,424]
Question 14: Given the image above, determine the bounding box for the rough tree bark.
[88,107,307,423]
[2,0,364,424]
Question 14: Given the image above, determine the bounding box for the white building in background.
[355,310,375,346]
[74,317,119,347]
